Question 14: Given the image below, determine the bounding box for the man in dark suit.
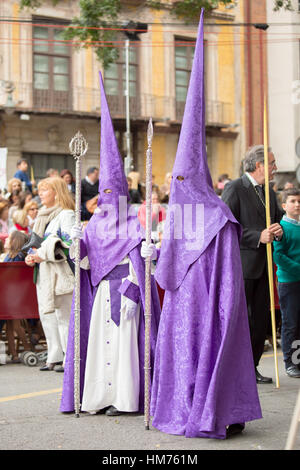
[222,145,283,384]
[81,167,99,221]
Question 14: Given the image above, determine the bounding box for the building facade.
[0,0,251,192]
[267,0,300,187]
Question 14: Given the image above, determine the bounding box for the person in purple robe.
[150,10,262,439]
[60,73,160,416]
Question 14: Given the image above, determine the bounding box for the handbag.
[21,232,44,252]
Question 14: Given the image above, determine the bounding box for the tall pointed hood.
[97,72,130,207]
[155,9,238,292]
[82,72,143,287]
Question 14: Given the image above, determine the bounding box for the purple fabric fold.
[118,279,140,304]
[103,263,130,326]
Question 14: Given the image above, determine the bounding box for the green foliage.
[273,0,293,11]
[62,0,121,68]
[149,0,234,22]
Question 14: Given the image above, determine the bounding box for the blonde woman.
[24,200,39,232]
[25,177,75,372]
[6,177,22,196]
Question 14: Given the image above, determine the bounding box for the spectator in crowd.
[222,145,283,384]
[46,168,59,178]
[14,158,34,193]
[5,177,22,198]
[0,238,5,261]
[18,191,33,209]
[138,191,166,232]
[60,169,76,197]
[284,181,295,190]
[3,230,32,363]
[4,229,28,262]
[127,176,141,204]
[8,190,21,222]
[81,167,99,221]
[25,177,75,373]
[11,209,29,234]
[152,174,160,197]
[128,171,144,201]
[24,200,39,232]
[273,188,300,378]
[0,200,9,243]
[159,172,172,203]
[215,173,232,197]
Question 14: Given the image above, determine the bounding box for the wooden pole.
[263,97,280,389]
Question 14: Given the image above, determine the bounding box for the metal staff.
[69,131,88,417]
[263,97,280,389]
[144,118,153,430]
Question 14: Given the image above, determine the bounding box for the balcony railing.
[0,82,233,128]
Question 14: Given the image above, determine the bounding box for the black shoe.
[105,406,124,417]
[54,365,64,373]
[226,423,245,438]
[286,366,300,378]
[255,368,272,384]
[40,363,55,371]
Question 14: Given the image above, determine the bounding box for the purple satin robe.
[150,222,262,439]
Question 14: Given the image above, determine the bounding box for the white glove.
[141,241,157,260]
[71,224,83,241]
[121,298,138,321]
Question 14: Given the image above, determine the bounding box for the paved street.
[0,348,299,452]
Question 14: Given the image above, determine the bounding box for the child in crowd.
[273,188,300,378]
[3,230,32,362]
[24,200,39,232]
[11,209,29,234]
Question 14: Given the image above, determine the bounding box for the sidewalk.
[0,348,299,451]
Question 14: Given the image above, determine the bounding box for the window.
[24,153,75,183]
[104,45,139,117]
[175,38,195,120]
[33,20,71,110]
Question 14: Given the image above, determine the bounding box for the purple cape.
[151,222,262,438]
[60,243,161,413]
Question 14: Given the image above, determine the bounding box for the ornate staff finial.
[69,131,88,160]
[147,117,153,149]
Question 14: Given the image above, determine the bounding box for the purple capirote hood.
[83,72,143,288]
[154,9,238,292]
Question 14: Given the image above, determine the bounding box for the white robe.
[81,257,141,413]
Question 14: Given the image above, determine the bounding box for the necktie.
[256,184,265,203]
